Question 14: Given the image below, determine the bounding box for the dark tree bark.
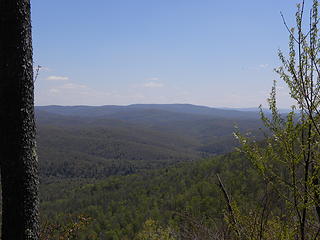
[0,0,39,239]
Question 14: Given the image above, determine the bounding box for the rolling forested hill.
[36,104,263,180]
[36,104,261,119]
[36,104,272,239]
[40,152,265,239]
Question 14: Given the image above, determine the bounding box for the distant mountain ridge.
[36,104,261,119]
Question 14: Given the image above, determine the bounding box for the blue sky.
[32,0,307,108]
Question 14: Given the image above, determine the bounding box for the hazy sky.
[32,0,308,108]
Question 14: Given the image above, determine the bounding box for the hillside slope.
[40,153,264,239]
[36,104,264,179]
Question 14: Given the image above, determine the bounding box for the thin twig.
[34,65,42,82]
[281,12,299,44]
[216,174,242,238]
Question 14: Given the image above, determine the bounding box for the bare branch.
[281,12,299,44]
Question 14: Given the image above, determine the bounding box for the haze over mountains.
[36,104,264,180]
[36,104,262,119]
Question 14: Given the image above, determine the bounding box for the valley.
[36,104,263,180]
[36,104,266,239]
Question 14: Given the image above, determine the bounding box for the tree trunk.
[0,0,39,239]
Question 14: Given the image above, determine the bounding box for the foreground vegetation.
[40,153,263,239]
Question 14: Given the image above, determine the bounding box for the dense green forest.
[36,102,320,239]
[35,105,266,239]
[40,152,264,239]
[36,105,263,180]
